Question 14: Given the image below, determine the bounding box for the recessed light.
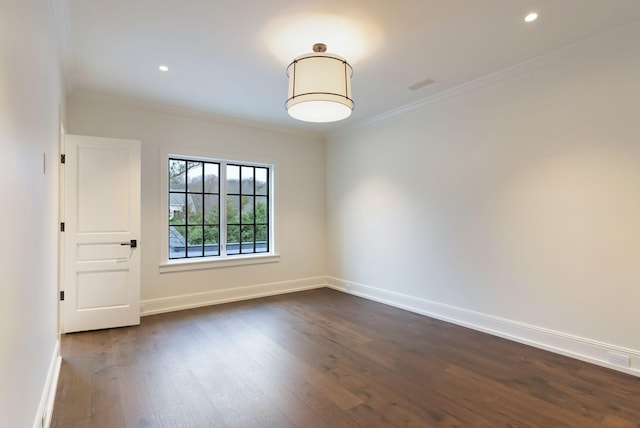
[524,12,538,23]
[158,65,169,72]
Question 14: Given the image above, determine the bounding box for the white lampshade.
[286,44,354,123]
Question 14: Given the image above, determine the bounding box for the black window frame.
[225,163,270,256]
[168,158,221,259]
[168,156,271,260]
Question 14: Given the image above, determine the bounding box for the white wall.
[66,95,327,310]
[0,1,64,427]
[326,25,640,371]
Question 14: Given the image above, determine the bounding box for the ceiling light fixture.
[524,12,538,22]
[286,43,354,123]
[158,65,169,72]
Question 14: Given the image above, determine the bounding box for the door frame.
[57,117,65,335]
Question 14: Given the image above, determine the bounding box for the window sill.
[159,253,280,274]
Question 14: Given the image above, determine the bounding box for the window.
[168,157,271,260]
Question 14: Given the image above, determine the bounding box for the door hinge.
[60,222,65,232]
[59,291,65,301]
[60,154,66,164]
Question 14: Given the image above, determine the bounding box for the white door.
[62,135,141,333]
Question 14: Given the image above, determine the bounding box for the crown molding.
[68,91,325,140]
[329,19,640,139]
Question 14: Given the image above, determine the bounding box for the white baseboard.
[139,274,640,377]
[327,277,640,377]
[140,276,327,316]
[33,338,61,428]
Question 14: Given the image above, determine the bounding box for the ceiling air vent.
[408,78,435,91]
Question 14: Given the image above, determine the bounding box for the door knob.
[121,239,137,248]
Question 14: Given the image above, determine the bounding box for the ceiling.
[58,0,640,134]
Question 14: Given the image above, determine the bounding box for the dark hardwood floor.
[51,288,640,427]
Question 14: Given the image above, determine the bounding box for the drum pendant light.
[286,43,354,123]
